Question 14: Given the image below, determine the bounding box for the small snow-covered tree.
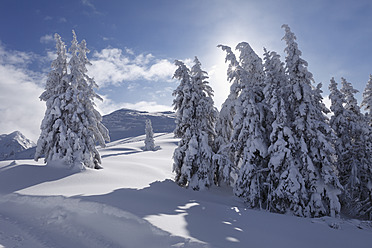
[339,77,372,219]
[35,33,69,164]
[172,57,217,190]
[282,24,341,217]
[144,119,156,151]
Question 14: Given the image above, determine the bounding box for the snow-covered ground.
[0,133,371,248]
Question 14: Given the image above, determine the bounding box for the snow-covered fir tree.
[213,45,242,186]
[216,42,271,207]
[231,42,271,209]
[172,57,217,190]
[362,75,372,120]
[35,33,69,164]
[339,77,372,219]
[35,31,109,170]
[64,30,109,169]
[328,77,348,182]
[263,48,306,214]
[282,24,341,217]
[144,119,156,151]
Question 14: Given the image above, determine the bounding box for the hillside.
[0,133,371,248]
[102,108,175,141]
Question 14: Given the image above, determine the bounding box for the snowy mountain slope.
[0,133,371,248]
[102,108,175,141]
[0,131,35,161]
[0,108,175,161]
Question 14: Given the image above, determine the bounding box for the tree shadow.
[76,180,253,248]
[0,162,76,195]
[101,148,142,159]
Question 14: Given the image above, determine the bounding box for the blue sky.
[1,0,372,141]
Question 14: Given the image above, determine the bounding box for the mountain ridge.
[0,131,36,160]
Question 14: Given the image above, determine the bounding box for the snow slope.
[102,108,175,141]
[0,133,371,248]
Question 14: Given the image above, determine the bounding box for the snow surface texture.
[0,133,371,248]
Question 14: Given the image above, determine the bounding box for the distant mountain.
[102,108,176,142]
[0,109,176,161]
[0,131,36,160]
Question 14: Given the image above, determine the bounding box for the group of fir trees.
[172,25,372,220]
[35,31,109,170]
[329,77,372,219]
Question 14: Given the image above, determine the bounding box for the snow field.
[0,133,371,248]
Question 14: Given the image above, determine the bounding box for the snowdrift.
[0,133,371,248]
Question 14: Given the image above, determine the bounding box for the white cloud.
[0,43,46,142]
[40,34,54,44]
[0,66,45,142]
[81,0,95,9]
[125,47,134,55]
[59,17,67,23]
[0,43,33,65]
[81,0,103,15]
[88,48,176,87]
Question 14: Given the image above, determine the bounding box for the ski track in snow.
[0,133,371,248]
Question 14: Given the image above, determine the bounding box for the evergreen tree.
[144,119,156,151]
[340,78,372,219]
[263,48,306,214]
[172,57,217,190]
[282,24,341,217]
[328,77,348,181]
[232,42,271,208]
[218,42,271,208]
[35,33,69,164]
[65,30,110,169]
[214,45,242,186]
[361,75,372,120]
[35,31,109,170]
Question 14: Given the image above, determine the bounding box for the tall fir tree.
[172,57,217,190]
[263,48,306,214]
[35,33,69,164]
[282,24,341,217]
[217,42,271,207]
[339,78,372,219]
[65,31,109,169]
[361,75,372,120]
[144,119,156,151]
[328,77,348,180]
[214,45,243,186]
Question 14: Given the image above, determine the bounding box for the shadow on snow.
[0,161,76,195]
[76,180,252,248]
